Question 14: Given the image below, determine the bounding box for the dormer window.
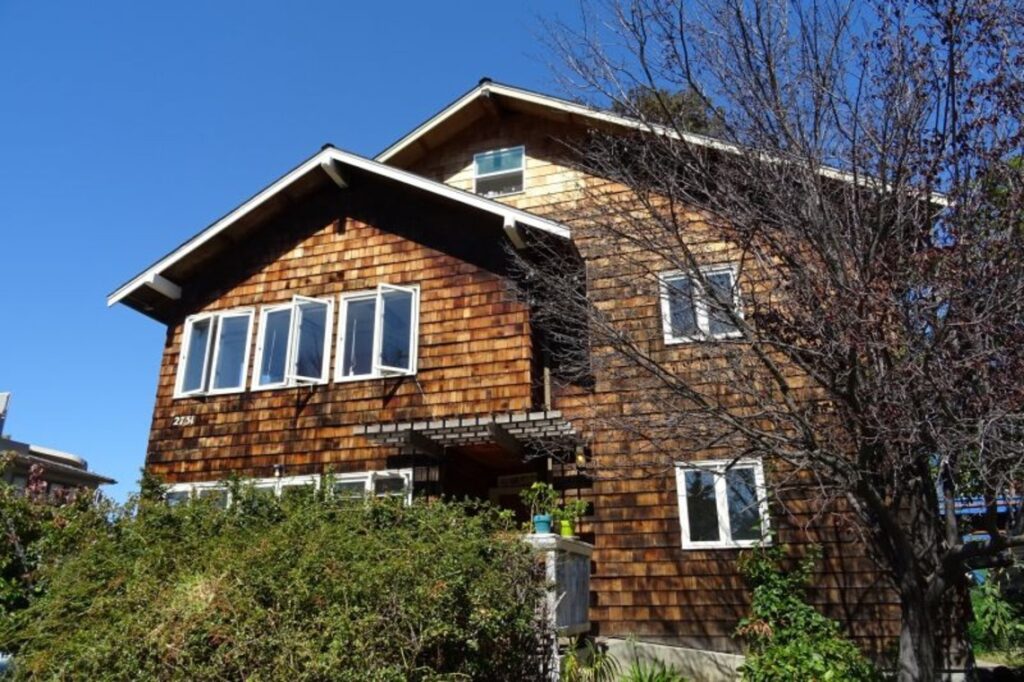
[252,296,333,389]
[175,309,255,397]
[473,146,525,198]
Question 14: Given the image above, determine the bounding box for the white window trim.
[174,308,255,399]
[674,458,770,550]
[334,284,420,383]
[251,296,334,391]
[472,145,526,198]
[164,469,413,505]
[659,265,743,345]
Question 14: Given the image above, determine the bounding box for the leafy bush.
[736,545,879,682]
[621,659,687,682]
[560,637,620,682]
[969,572,1024,660]
[0,478,550,681]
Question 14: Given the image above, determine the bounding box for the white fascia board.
[107,147,570,309]
[376,82,949,206]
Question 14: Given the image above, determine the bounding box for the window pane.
[197,487,228,509]
[333,480,366,499]
[707,272,738,336]
[476,172,523,198]
[380,289,413,371]
[684,470,721,542]
[342,298,376,377]
[295,300,328,380]
[182,318,212,392]
[666,277,698,338]
[373,476,407,497]
[726,467,761,541]
[259,308,292,385]
[165,490,190,506]
[475,148,523,175]
[212,315,250,390]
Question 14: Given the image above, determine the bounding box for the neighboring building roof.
[0,437,116,487]
[107,145,571,320]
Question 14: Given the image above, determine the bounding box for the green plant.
[520,482,558,518]
[969,572,1024,659]
[0,478,552,681]
[736,545,879,682]
[560,637,620,682]
[559,498,589,525]
[621,658,687,682]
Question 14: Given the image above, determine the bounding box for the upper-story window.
[175,309,255,397]
[253,296,333,390]
[660,266,742,344]
[336,284,419,381]
[675,458,769,549]
[473,146,525,198]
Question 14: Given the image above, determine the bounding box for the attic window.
[473,146,525,198]
[253,296,333,390]
[175,309,255,398]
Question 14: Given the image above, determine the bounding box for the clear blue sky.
[0,1,571,501]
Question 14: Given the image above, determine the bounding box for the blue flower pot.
[532,514,553,534]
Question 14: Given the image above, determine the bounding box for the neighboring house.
[0,438,114,494]
[108,80,897,666]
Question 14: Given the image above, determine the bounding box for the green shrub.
[560,637,620,682]
[969,572,1024,660]
[0,479,550,681]
[621,658,687,682]
[736,545,879,682]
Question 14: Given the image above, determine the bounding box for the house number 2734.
[172,415,196,427]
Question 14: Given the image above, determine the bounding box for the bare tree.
[518,1,1024,679]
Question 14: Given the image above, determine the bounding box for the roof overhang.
[376,79,949,205]
[108,145,571,320]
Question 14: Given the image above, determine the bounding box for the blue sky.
[0,1,570,501]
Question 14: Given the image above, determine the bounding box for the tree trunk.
[899,589,940,682]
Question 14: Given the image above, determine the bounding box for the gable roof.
[107,145,570,319]
[375,79,930,195]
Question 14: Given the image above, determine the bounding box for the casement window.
[473,146,525,198]
[674,459,770,549]
[253,296,334,389]
[175,309,255,397]
[660,266,743,344]
[335,284,419,381]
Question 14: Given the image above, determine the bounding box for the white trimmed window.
[335,284,419,381]
[660,266,742,344]
[253,296,334,389]
[674,459,770,549]
[175,309,255,397]
[164,470,413,506]
[473,146,525,198]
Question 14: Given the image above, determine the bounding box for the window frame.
[674,458,770,550]
[251,296,334,391]
[164,469,413,505]
[334,284,420,383]
[659,265,743,345]
[174,308,255,399]
[472,145,526,198]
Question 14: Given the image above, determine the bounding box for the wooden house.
[108,80,898,672]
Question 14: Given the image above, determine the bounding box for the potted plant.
[520,482,557,534]
[557,498,589,538]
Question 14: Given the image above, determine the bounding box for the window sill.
[333,371,417,384]
[172,387,248,400]
[248,379,330,393]
[663,330,744,346]
[681,538,771,550]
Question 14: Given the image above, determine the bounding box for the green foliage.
[0,480,550,681]
[736,545,879,682]
[968,572,1024,660]
[520,482,558,518]
[560,637,620,682]
[621,659,687,682]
